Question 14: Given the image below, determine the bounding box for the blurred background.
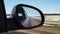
[1,0,60,34]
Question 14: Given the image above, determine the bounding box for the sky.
[4,0,60,14]
[23,7,40,16]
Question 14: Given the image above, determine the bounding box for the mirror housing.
[8,4,45,30]
[7,4,26,30]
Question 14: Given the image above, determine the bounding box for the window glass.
[4,0,60,34]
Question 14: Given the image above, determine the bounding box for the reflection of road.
[29,17,41,26]
[22,17,41,27]
[22,18,30,27]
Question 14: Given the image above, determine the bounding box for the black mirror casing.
[8,4,45,30]
[8,5,26,30]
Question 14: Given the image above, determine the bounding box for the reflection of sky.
[4,0,60,14]
[23,7,40,16]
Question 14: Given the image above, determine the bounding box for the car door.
[0,0,7,32]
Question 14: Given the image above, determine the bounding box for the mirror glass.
[20,6,41,28]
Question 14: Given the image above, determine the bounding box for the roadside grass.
[39,20,60,34]
[37,26,60,34]
[45,20,60,24]
[31,18,60,34]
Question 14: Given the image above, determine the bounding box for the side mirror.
[0,0,44,33]
[8,4,45,30]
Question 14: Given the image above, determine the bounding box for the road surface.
[0,26,60,34]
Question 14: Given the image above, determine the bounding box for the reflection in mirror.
[18,13,23,16]
[21,7,41,28]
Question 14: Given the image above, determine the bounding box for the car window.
[3,0,60,34]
